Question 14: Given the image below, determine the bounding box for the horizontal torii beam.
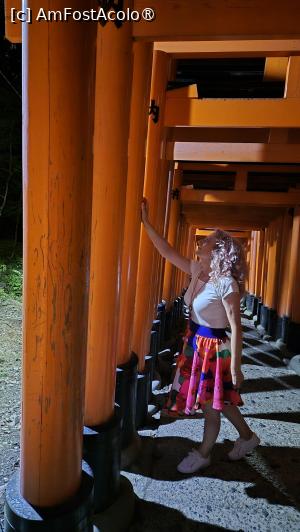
[178,162,300,173]
[168,127,272,143]
[196,229,251,238]
[167,141,300,163]
[133,0,300,41]
[164,98,300,127]
[154,39,300,57]
[181,188,300,206]
[183,205,284,230]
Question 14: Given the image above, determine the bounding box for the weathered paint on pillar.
[245,237,251,292]
[264,217,283,311]
[116,42,153,365]
[277,211,293,317]
[21,0,96,506]
[248,231,258,294]
[184,225,196,286]
[286,207,300,322]
[4,0,22,43]
[155,161,174,306]
[254,229,265,299]
[260,227,270,304]
[162,168,182,308]
[132,50,170,369]
[85,8,133,425]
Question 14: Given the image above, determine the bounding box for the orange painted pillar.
[162,168,182,308]
[184,225,196,287]
[245,237,251,292]
[173,215,184,297]
[277,211,293,317]
[4,0,22,43]
[286,207,300,322]
[21,1,96,506]
[132,50,170,369]
[84,11,133,426]
[177,220,189,293]
[116,42,153,365]
[155,161,174,306]
[248,231,258,294]
[254,230,265,298]
[260,227,269,304]
[264,217,283,311]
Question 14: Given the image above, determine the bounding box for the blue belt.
[188,319,227,347]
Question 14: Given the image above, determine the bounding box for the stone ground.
[0,301,300,531]
[0,298,22,531]
[125,317,300,532]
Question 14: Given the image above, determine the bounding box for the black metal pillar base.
[252,296,259,316]
[151,319,161,354]
[115,353,138,450]
[157,301,166,347]
[83,408,121,514]
[246,293,254,312]
[266,307,277,338]
[150,329,159,356]
[256,300,263,324]
[4,461,94,532]
[260,304,269,331]
[135,355,153,429]
[275,315,290,343]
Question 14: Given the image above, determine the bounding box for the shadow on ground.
[125,435,300,511]
[129,498,235,532]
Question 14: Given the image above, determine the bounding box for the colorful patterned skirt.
[166,319,243,414]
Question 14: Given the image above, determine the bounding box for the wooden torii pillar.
[116,42,153,366]
[254,229,265,300]
[83,2,134,515]
[261,217,283,336]
[5,1,96,530]
[132,50,171,370]
[286,207,300,319]
[162,166,182,308]
[276,210,293,343]
[115,41,153,459]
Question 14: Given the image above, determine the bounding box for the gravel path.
[125,318,300,531]
[0,298,22,530]
[1,305,299,532]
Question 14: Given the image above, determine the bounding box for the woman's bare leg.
[199,404,221,458]
[222,405,252,440]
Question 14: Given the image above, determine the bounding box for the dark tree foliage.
[0,4,22,243]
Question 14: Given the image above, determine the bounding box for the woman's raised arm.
[141,199,191,275]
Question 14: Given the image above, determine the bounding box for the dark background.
[0,4,22,244]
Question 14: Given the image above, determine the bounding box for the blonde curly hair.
[208,229,247,294]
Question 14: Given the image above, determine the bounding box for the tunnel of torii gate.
[3,0,300,530]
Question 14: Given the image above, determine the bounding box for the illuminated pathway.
[125,318,300,532]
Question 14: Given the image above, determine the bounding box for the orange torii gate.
[3,1,300,531]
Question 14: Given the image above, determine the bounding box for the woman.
[141,198,260,474]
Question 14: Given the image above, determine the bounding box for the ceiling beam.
[196,229,251,238]
[179,162,300,173]
[181,188,300,206]
[167,141,300,163]
[133,1,300,41]
[154,40,300,57]
[168,127,271,143]
[183,204,284,229]
[164,98,300,127]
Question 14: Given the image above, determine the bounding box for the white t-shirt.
[184,260,239,328]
